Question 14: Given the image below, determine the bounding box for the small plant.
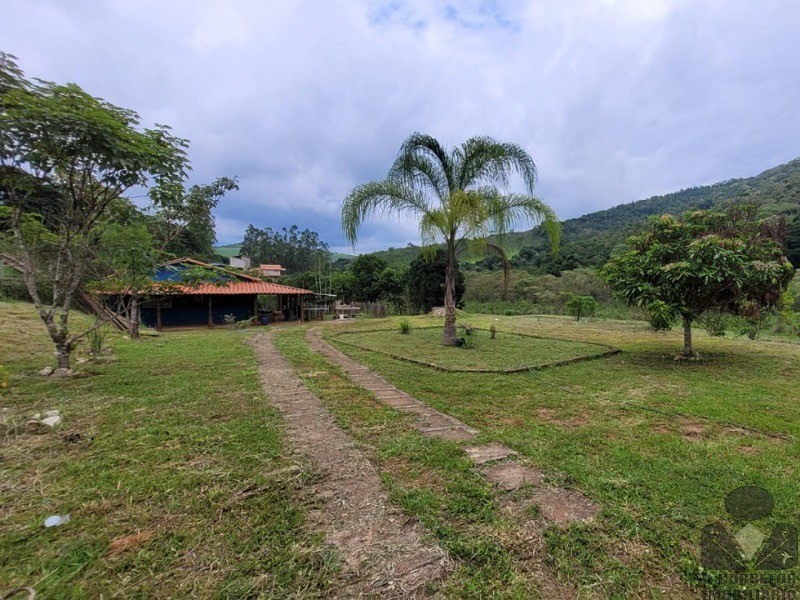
[88,322,109,355]
[701,311,727,337]
[224,314,238,331]
[0,365,8,396]
[565,295,599,321]
[489,324,497,339]
[458,324,477,349]
[399,319,411,334]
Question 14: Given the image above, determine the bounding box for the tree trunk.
[442,243,458,346]
[682,316,694,358]
[129,294,140,340]
[55,343,71,370]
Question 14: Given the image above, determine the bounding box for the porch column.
[156,298,162,332]
[207,295,213,327]
[253,295,259,325]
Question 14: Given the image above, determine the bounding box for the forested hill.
[373,157,800,272]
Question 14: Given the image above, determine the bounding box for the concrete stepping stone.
[482,460,545,491]
[465,442,517,465]
[533,487,600,525]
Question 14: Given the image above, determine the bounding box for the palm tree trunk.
[442,243,458,346]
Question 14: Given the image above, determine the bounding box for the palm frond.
[341,179,429,245]
[456,137,538,195]
[392,132,454,200]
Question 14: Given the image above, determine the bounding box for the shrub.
[399,319,411,334]
[565,295,599,321]
[489,324,497,339]
[702,311,727,337]
[459,324,477,349]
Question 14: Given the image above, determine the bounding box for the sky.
[3,0,800,254]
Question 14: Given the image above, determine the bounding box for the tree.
[349,254,389,301]
[564,294,598,321]
[342,132,560,345]
[602,206,794,357]
[408,249,465,314]
[0,53,188,370]
[240,224,330,273]
[149,177,238,259]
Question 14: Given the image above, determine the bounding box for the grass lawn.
[0,301,335,598]
[319,314,800,598]
[334,326,612,371]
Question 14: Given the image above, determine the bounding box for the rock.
[52,368,73,378]
[38,366,54,377]
[40,415,63,427]
[44,410,61,418]
[76,358,89,365]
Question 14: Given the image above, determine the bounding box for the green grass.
[323,314,800,597]
[0,301,335,598]
[334,326,611,371]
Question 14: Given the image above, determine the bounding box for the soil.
[251,332,448,598]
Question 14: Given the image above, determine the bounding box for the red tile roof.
[169,281,311,295]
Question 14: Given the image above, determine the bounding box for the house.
[104,258,313,330]
[260,264,287,277]
[229,254,251,269]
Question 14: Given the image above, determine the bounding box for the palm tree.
[342,132,561,345]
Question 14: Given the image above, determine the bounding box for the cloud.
[4,0,799,252]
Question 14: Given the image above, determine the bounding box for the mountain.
[372,158,800,272]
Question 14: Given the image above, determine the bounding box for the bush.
[459,324,477,349]
[701,311,727,337]
[399,319,411,334]
[489,324,497,339]
[565,295,599,321]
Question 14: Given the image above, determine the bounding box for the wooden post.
[300,297,304,322]
[156,298,162,332]
[208,295,213,328]
[253,295,259,325]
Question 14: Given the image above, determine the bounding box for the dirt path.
[251,331,448,598]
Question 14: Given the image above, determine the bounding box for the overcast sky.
[4,0,799,253]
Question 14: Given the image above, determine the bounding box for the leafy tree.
[342,132,560,345]
[0,53,189,370]
[408,249,465,314]
[603,206,794,357]
[565,294,598,321]
[349,254,388,302]
[149,177,238,259]
[240,224,330,273]
[786,214,800,268]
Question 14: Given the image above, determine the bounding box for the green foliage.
[564,295,599,321]
[0,364,8,395]
[603,206,794,352]
[240,224,330,274]
[408,249,465,314]
[350,254,390,302]
[87,321,109,355]
[645,300,677,331]
[701,310,728,337]
[489,323,497,339]
[458,323,477,349]
[399,318,411,334]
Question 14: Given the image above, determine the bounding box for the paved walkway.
[251,331,448,598]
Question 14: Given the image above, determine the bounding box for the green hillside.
[373,157,800,272]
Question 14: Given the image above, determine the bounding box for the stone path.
[306,329,600,527]
[251,331,448,598]
[306,329,478,442]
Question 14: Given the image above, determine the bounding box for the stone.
[465,442,518,465]
[38,366,54,377]
[52,368,73,378]
[76,358,89,365]
[482,461,545,491]
[40,415,63,427]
